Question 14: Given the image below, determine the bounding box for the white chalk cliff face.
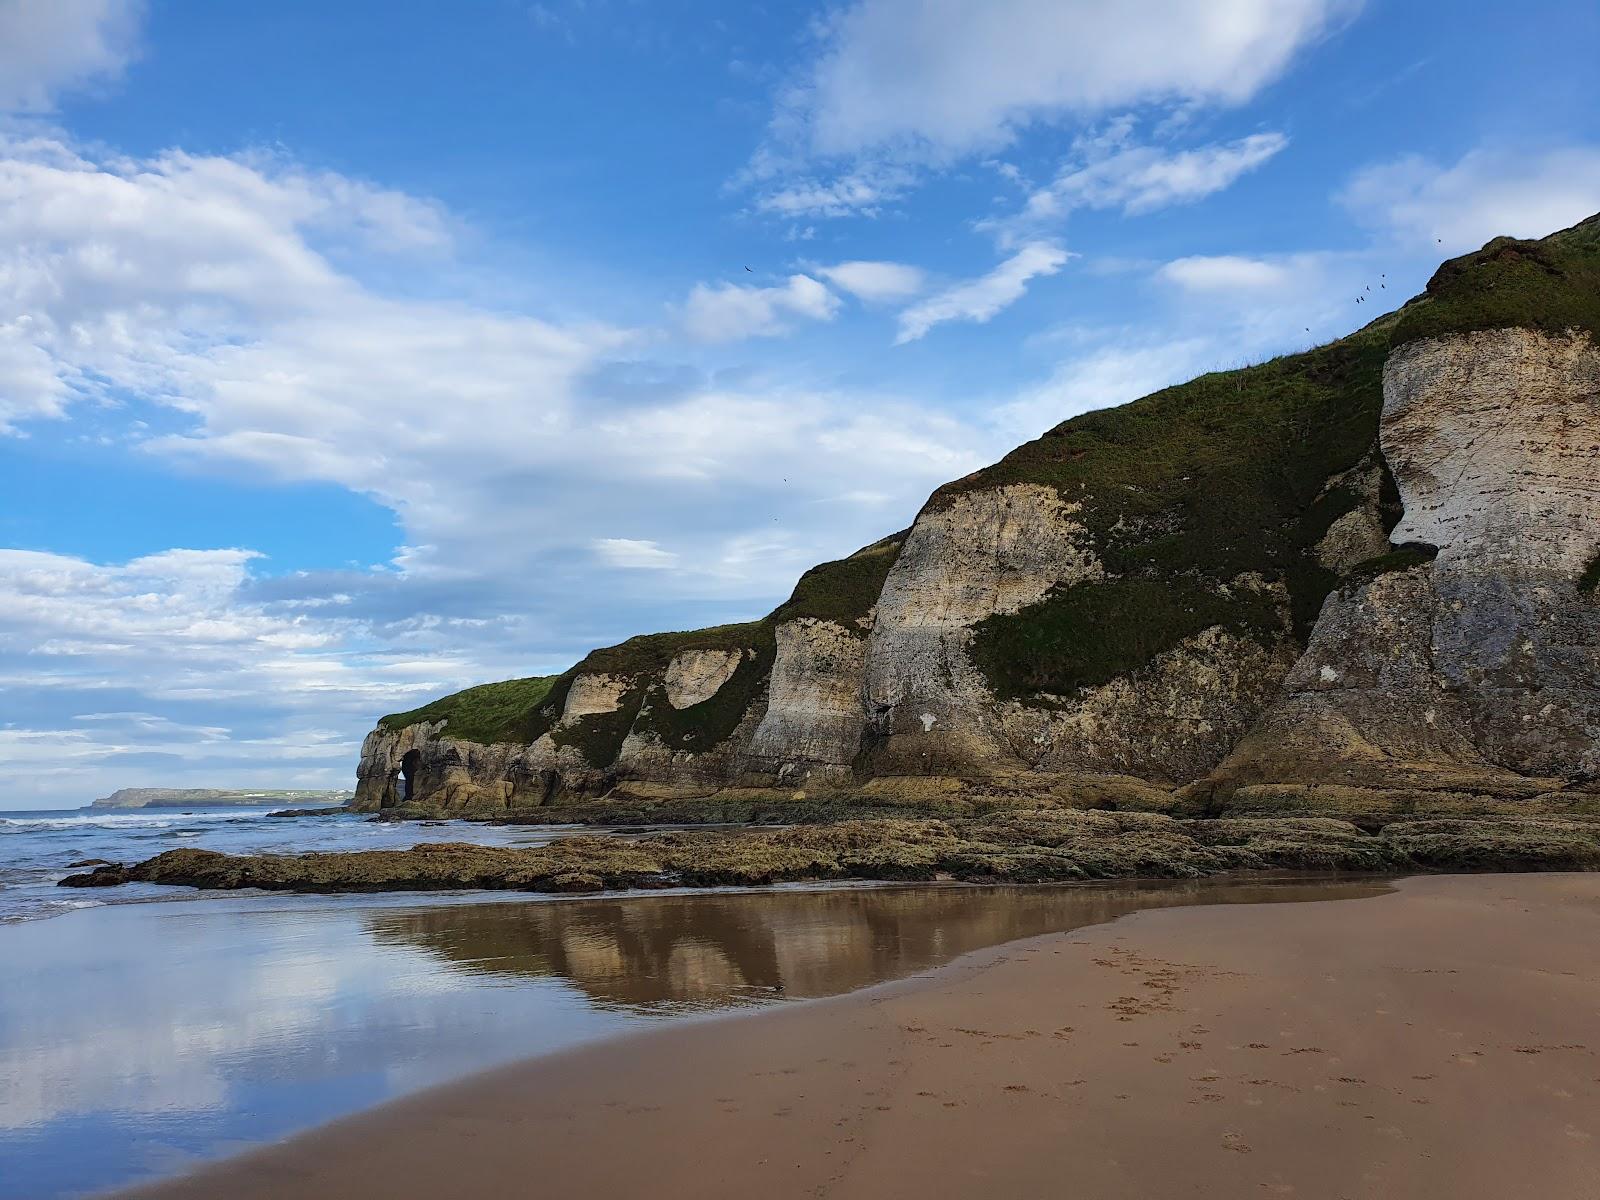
[748,618,870,781]
[1383,329,1600,775]
[662,650,743,709]
[860,485,1103,773]
[1212,327,1600,796]
[353,218,1600,815]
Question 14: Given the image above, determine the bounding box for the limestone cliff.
[355,214,1600,819]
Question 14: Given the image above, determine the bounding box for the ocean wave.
[0,810,272,832]
[0,896,106,924]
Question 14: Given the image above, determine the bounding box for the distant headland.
[89,788,353,810]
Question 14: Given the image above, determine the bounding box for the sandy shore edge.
[117,873,1600,1200]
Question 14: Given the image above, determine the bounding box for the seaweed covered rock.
[59,812,1600,896]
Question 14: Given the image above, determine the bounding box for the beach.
[4,846,1383,1199]
[119,872,1600,1200]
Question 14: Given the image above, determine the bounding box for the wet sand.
[121,873,1600,1200]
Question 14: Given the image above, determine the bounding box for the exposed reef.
[60,812,1600,894]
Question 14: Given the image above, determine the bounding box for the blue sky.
[2,0,1598,807]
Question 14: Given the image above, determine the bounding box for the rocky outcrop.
[354,216,1600,821]
[1201,324,1600,813]
[59,812,1600,894]
[998,621,1301,784]
[860,484,1103,774]
[663,649,743,709]
[747,618,871,782]
[1383,328,1600,776]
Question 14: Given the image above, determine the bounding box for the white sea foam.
[0,810,258,832]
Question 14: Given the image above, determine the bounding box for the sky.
[2,0,1598,808]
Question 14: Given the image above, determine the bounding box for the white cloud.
[1339,144,1600,253]
[775,0,1357,161]
[1027,132,1288,220]
[1155,249,1388,348]
[0,0,144,111]
[817,260,926,303]
[593,538,678,569]
[895,241,1071,343]
[681,273,840,341]
[0,133,994,803]
[1158,254,1293,292]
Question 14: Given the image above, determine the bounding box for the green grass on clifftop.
[1389,212,1600,348]
[379,675,559,743]
[965,324,1392,700]
[773,532,906,630]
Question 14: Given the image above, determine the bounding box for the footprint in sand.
[1222,1132,1252,1153]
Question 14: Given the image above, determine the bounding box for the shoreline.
[117,872,1600,1200]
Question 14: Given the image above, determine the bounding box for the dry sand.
[121,873,1600,1200]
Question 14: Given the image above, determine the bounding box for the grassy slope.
[965,323,1394,700]
[378,676,559,743]
[379,534,905,751]
[378,215,1599,745]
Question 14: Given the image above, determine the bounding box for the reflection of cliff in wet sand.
[366,880,1388,1012]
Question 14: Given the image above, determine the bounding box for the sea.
[0,804,1387,1199]
[0,803,576,926]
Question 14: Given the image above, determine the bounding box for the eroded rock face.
[563,674,630,719]
[1383,329,1600,775]
[1315,459,1393,573]
[354,722,576,814]
[861,485,1104,772]
[662,649,743,709]
[1207,328,1600,807]
[748,618,870,781]
[1213,566,1507,795]
[1002,623,1301,785]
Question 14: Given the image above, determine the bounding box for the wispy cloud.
[977,128,1289,248]
[758,0,1354,163]
[593,538,678,569]
[749,163,916,219]
[1158,254,1294,292]
[895,241,1071,343]
[1339,144,1600,253]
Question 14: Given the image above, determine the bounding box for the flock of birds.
[1355,272,1389,306]
[1356,235,1444,307]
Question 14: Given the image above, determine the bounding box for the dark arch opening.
[400,749,421,803]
